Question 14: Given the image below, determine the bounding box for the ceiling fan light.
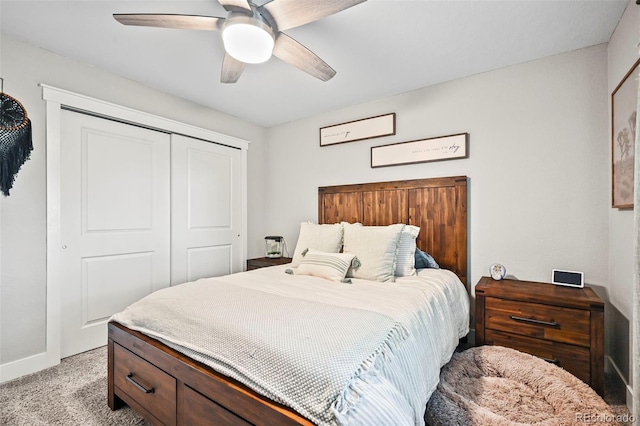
[222,16,275,64]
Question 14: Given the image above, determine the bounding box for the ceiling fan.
[114,0,366,84]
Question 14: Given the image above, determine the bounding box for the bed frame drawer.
[179,385,252,426]
[485,296,590,347]
[113,343,177,425]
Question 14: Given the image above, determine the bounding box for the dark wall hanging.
[0,78,33,196]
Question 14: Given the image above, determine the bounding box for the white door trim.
[37,85,248,376]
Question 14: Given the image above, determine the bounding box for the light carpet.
[0,346,148,426]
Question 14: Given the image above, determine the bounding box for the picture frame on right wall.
[611,57,639,209]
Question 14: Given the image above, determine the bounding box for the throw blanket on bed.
[111,267,469,426]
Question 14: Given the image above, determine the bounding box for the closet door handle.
[126,373,155,394]
[509,315,559,328]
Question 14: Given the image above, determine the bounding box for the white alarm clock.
[490,263,506,280]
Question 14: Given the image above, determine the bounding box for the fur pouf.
[425,346,618,425]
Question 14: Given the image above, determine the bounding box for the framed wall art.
[371,132,468,168]
[319,113,395,146]
[611,57,639,209]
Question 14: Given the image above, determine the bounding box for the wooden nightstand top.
[475,276,603,311]
[246,257,292,270]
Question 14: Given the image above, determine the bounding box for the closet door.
[171,134,243,285]
[60,110,171,358]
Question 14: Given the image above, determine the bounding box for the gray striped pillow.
[297,249,355,283]
[395,225,420,276]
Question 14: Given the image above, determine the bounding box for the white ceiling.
[0,0,629,127]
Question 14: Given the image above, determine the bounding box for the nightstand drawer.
[485,297,590,347]
[485,330,591,384]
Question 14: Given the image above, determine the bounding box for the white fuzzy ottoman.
[425,346,617,425]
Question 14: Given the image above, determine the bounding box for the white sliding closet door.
[60,110,171,358]
[171,134,243,285]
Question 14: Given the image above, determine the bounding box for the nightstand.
[246,257,292,271]
[475,276,604,396]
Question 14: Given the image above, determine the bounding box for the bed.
[108,176,469,426]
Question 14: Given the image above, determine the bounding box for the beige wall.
[607,0,640,406]
[0,36,268,364]
[266,44,610,290]
[265,41,616,383]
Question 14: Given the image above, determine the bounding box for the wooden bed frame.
[108,176,468,425]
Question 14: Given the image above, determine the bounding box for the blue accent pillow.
[415,249,440,269]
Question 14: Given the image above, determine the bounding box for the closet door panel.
[171,134,243,286]
[60,110,171,358]
[186,246,232,282]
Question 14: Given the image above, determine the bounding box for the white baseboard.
[0,352,58,384]
[605,355,633,413]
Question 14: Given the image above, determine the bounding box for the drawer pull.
[126,373,155,394]
[509,315,559,328]
[542,357,559,364]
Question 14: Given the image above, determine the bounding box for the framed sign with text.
[320,113,395,146]
[371,133,468,168]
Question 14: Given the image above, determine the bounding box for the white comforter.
[111,266,469,426]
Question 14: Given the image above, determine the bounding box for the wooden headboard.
[318,176,468,287]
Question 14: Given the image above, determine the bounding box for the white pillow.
[343,223,405,282]
[291,222,343,267]
[296,250,356,282]
[395,225,420,277]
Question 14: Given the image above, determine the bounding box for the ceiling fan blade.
[258,0,366,31]
[221,53,246,83]
[113,14,223,31]
[217,0,252,14]
[273,33,336,82]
